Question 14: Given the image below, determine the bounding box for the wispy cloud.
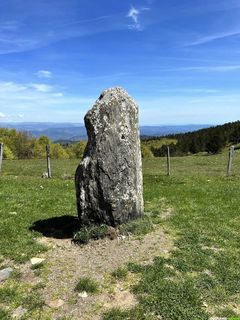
[186,30,240,46]
[0,81,27,93]
[29,84,53,93]
[0,81,64,97]
[127,6,149,31]
[171,65,240,72]
[0,2,152,55]
[36,70,52,78]
[0,5,149,55]
[0,21,21,31]
[128,7,140,24]
[0,16,120,54]
[0,80,93,122]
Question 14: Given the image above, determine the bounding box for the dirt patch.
[21,224,173,319]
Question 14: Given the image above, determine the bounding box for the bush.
[3,145,14,160]
[51,143,69,159]
[141,144,154,158]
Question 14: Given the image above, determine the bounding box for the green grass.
[0,308,11,320]
[111,267,128,280]
[119,214,155,236]
[0,159,79,262]
[1,151,240,319]
[72,224,108,244]
[75,277,99,294]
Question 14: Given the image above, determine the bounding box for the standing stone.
[75,87,144,226]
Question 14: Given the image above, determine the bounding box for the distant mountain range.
[0,122,211,142]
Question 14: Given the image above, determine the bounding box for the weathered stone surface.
[75,87,144,226]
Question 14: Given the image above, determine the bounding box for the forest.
[143,120,240,157]
[1,120,240,160]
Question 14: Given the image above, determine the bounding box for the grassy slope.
[0,152,240,319]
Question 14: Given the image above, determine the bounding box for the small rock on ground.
[30,257,45,266]
[46,299,65,309]
[78,291,88,298]
[0,267,13,282]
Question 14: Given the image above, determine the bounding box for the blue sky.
[0,0,240,125]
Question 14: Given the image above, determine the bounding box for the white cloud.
[168,65,240,72]
[0,11,132,55]
[186,30,240,46]
[0,81,27,93]
[36,70,52,78]
[0,79,94,122]
[30,83,53,92]
[128,6,139,24]
[127,6,149,31]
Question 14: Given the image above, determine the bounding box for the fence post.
[227,145,234,176]
[46,145,52,178]
[0,143,3,171]
[167,146,170,176]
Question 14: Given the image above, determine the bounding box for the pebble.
[46,299,64,308]
[30,257,45,266]
[78,291,88,298]
[0,267,13,282]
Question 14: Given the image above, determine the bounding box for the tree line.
[1,120,240,160]
[0,128,86,160]
[143,121,240,157]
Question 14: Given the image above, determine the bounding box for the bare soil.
[20,225,173,320]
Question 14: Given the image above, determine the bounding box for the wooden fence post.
[0,143,3,171]
[46,145,52,178]
[227,145,234,176]
[167,146,171,176]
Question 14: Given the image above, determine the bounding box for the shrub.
[141,144,154,158]
[3,145,14,160]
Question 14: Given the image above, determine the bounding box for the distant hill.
[140,125,211,138]
[0,122,211,142]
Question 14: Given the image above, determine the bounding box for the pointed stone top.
[100,86,126,96]
[91,87,137,111]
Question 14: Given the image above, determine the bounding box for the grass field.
[1,151,240,319]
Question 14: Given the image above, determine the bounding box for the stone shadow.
[30,215,80,239]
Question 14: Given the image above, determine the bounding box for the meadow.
[1,151,240,319]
